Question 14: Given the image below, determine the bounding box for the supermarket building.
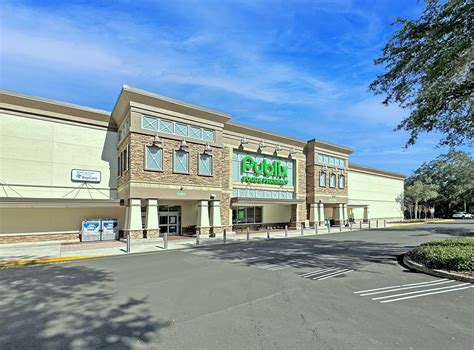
[0,87,405,243]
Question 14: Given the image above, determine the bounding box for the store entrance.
[159,206,181,235]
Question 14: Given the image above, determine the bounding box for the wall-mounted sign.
[71,169,101,183]
[240,155,288,185]
[176,192,186,197]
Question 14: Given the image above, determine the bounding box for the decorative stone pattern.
[307,164,348,197]
[0,234,79,244]
[123,229,144,239]
[144,229,159,239]
[220,192,231,229]
[127,133,225,188]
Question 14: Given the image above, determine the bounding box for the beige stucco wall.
[0,112,118,199]
[348,170,404,219]
[0,207,125,234]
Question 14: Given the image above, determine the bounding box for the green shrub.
[408,238,474,271]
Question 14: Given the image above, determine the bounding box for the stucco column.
[318,203,325,226]
[210,200,222,234]
[125,198,143,239]
[145,199,159,239]
[309,203,317,225]
[343,204,349,224]
[337,203,344,226]
[197,200,210,235]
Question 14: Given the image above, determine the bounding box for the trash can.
[81,219,101,242]
[101,219,118,241]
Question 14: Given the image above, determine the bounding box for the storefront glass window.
[232,206,263,224]
[199,153,213,176]
[330,173,336,188]
[319,172,327,187]
[174,150,189,173]
[145,146,163,171]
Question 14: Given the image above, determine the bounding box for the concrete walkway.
[0,222,403,265]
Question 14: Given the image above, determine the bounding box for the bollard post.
[315,223,318,235]
[301,224,304,236]
[376,220,379,228]
[350,222,353,231]
[126,232,131,253]
[223,229,227,244]
[360,221,362,230]
[267,226,270,239]
[196,228,200,246]
[384,219,386,228]
[163,230,168,249]
[285,225,288,237]
[246,227,250,241]
[327,221,331,233]
[368,220,371,229]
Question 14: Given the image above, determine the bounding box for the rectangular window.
[145,146,163,171]
[330,173,336,188]
[199,153,213,176]
[174,150,189,173]
[339,175,345,189]
[319,172,327,187]
[232,206,263,224]
[123,147,128,172]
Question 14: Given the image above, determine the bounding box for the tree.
[369,0,474,147]
[411,150,474,215]
[405,180,439,219]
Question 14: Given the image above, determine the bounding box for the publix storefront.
[230,150,298,230]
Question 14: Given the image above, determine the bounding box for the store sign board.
[240,155,289,185]
[71,169,101,183]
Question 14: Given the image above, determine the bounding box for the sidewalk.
[0,222,395,266]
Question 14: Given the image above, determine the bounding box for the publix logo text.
[240,155,288,185]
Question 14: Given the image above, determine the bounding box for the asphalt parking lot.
[0,221,472,349]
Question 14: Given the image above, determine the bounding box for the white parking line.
[313,269,352,280]
[317,269,354,280]
[380,285,474,304]
[372,283,471,300]
[354,279,448,294]
[360,280,455,296]
[300,267,339,277]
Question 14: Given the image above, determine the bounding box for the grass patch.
[407,238,474,272]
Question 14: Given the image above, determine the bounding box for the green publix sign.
[240,155,288,185]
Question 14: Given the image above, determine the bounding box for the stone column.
[309,203,318,226]
[125,198,143,239]
[290,203,305,228]
[145,199,159,239]
[210,200,222,234]
[197,200,210,235]
[337,203,344,226]
[318,203,325,226]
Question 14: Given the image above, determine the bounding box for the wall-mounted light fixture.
[204,143,212,154]
[240,137,249,146]
[275,144,282,152]
[258,141,266,149]
[289,147,297,155]
[180,139,188,149]
[152,134,162,145]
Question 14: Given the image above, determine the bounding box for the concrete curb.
[402,254,473,283]
[0,255,104,268]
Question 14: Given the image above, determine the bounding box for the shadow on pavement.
[385,221,474,237]
[0,264,171,349]
[189,236,415,278]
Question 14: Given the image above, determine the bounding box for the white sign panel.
[71,169,101,183]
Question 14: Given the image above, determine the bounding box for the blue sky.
[1,0,468,174]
